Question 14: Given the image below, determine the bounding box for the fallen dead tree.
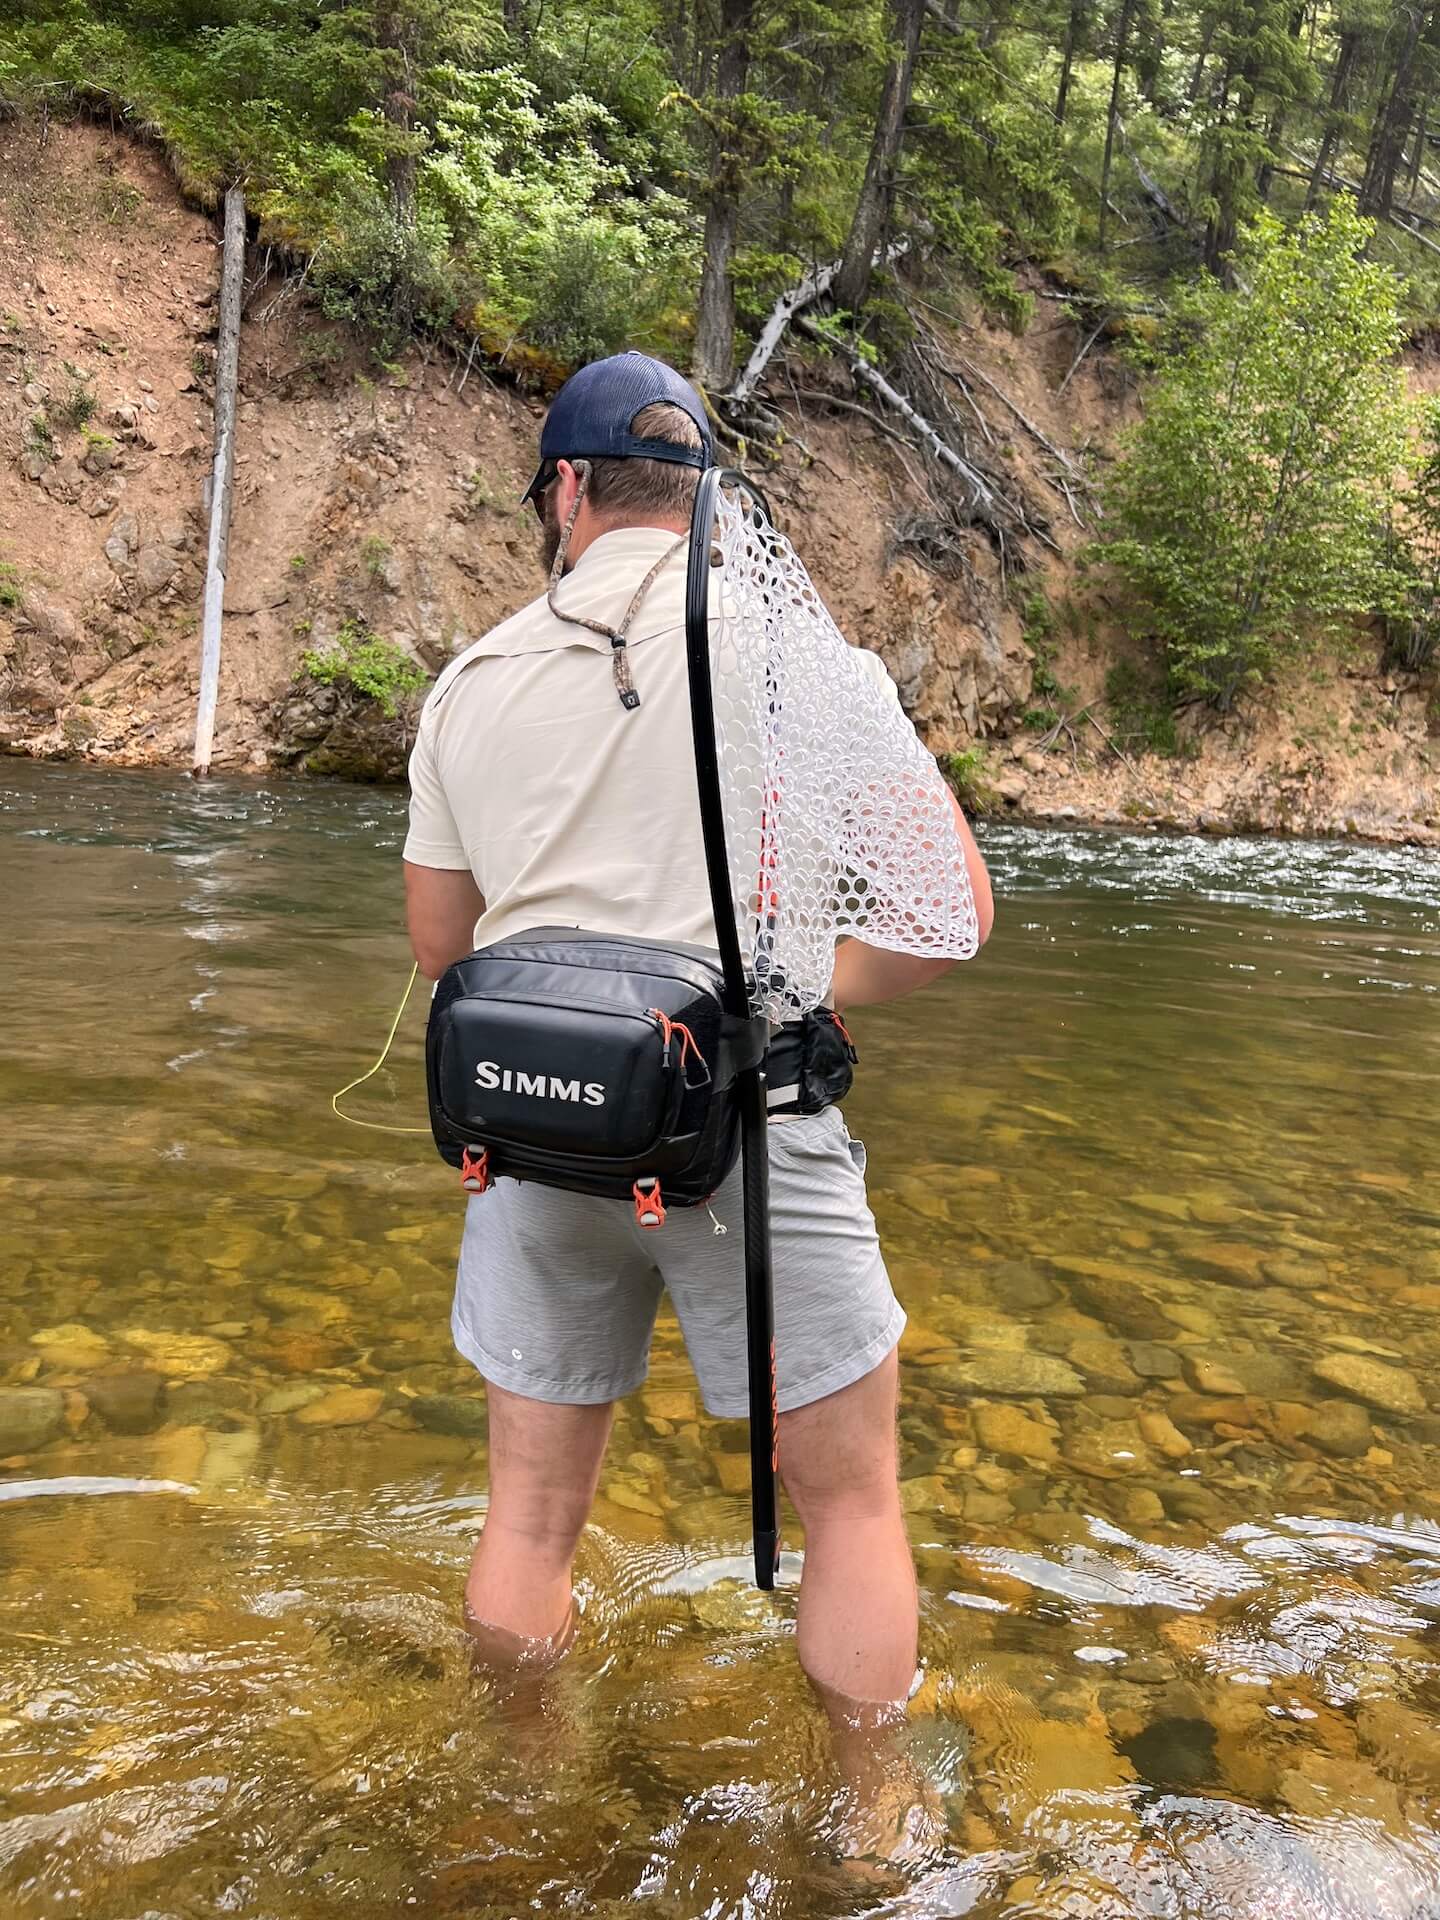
[193,185,245,778]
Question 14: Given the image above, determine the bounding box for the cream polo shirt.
[403,523,897,955]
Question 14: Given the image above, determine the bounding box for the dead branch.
[728,239,908,408]
[1057,318,1106,398]
[950,352,1089,488]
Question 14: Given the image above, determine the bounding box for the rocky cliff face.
[1,116,1434,843]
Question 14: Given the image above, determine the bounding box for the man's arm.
[404,861,486,980]
[830,792,993,1012]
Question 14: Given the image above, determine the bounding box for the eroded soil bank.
[1,117,1435,844]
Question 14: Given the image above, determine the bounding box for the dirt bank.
[1,116,1436,845]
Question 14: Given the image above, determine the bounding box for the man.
[403,352,993,1722]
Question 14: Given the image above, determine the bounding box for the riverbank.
[1,116,1436,846]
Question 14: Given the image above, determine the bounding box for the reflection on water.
[2,761,1439,1918]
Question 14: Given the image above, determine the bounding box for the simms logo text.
[475,1061,605,1106]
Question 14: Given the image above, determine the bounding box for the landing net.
[706,481,980,1024]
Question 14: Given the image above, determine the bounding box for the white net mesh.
[707,482,980,1023]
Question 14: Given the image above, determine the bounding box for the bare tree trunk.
[1306,26,1359,209]
[194,187,245,780]
[1055,0,1086,123]
[503,0,527,42]
[693,0,753,392]
[835,0,925,314]
[378,7,417,234]
[1257,3,1306,200]
[1186,7,1218,103]
[1360,5,1429,218]
[1098,0,1137,249]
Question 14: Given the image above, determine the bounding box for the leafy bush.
[943,746,997,815]
[300,620,427,718]
[1102,201,1411,709]
[1383,397,1440,673]
[1104,660,1179,756]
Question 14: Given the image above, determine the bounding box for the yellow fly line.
[330,962,430,1135]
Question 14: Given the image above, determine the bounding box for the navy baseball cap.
[520,350,713,505]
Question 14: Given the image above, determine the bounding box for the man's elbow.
[408,928,457,981]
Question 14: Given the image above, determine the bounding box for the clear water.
[2,761,1440,1918]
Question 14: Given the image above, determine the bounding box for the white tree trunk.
[193,186,245,778]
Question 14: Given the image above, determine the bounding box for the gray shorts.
[451,1106,904,1418]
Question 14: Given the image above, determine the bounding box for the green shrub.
[360,534,392,580]
[300,620,427,718]
[1104,660,1179,757]
[942,746,997,816]
[0,561,21,610]
[55,362,95,430]
[1102,201,1411,709]
[1383,396,1440,672]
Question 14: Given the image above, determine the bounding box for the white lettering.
[474,1062,607,1105]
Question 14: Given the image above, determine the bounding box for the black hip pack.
[426,928,768,1226]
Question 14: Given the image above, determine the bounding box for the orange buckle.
[633,1178,666,1230]
[460,1146,491,1195]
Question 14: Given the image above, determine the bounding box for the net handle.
[685,466,781,1593]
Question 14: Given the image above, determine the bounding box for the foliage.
[300,619,426,717]
[1101,201,1411,708]
[942,745,997,815]
[1383,397,1440,673]
[1103,658,1179,756]
[55,361,96,430]
[0,561,21,610]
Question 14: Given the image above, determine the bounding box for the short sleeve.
[402,714,470,870]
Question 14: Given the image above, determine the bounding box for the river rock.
[973,1402,1058,1465]
[29,1323,111,1370]
[980,1261,1059,1314]
[1122,1487,1166,1527]
[84,1370,164,1434]
[1303,1398,1375,1459]
[1182,1354,1246,1396]
[0,1387,66,1454]
[1137,1409,1193,1459]
[1128,1343,1181,1379]
[408,1393,487,1438]
[253,1331,352,1375]
[118,1329,233,1378]
[1060,1272,1177,1342]
[1311,1353,1426,1417]
[1068,1338,1141,1395]
[165,1378,253,1426]
[291,1386,385,1427]
[939,1352,1086,1399]
[259,1382,328,1416]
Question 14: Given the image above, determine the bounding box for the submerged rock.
[408,1392,487,1438]
[973,1402,1058,1465]
[84,1370,165,1434]
[292,1386,385,1427]
[118,1329,233,1378]
[1311,1353,1426,1417]
[939,1351,1086,1399]
[1303,1398,1375,1459]
[0,1386,66,1454]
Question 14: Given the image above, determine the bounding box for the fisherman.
[402,352,993,1726]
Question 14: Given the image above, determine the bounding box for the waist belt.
[762,1008,858,1117]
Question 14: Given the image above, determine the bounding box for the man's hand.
[830,793,993,1012]
[404,861,486,979]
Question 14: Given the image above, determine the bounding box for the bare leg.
[778,1350,934,1861]
[466,1382,614,1641]
[778,1348,916,1704]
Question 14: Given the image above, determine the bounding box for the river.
[2,760,1439,1918]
